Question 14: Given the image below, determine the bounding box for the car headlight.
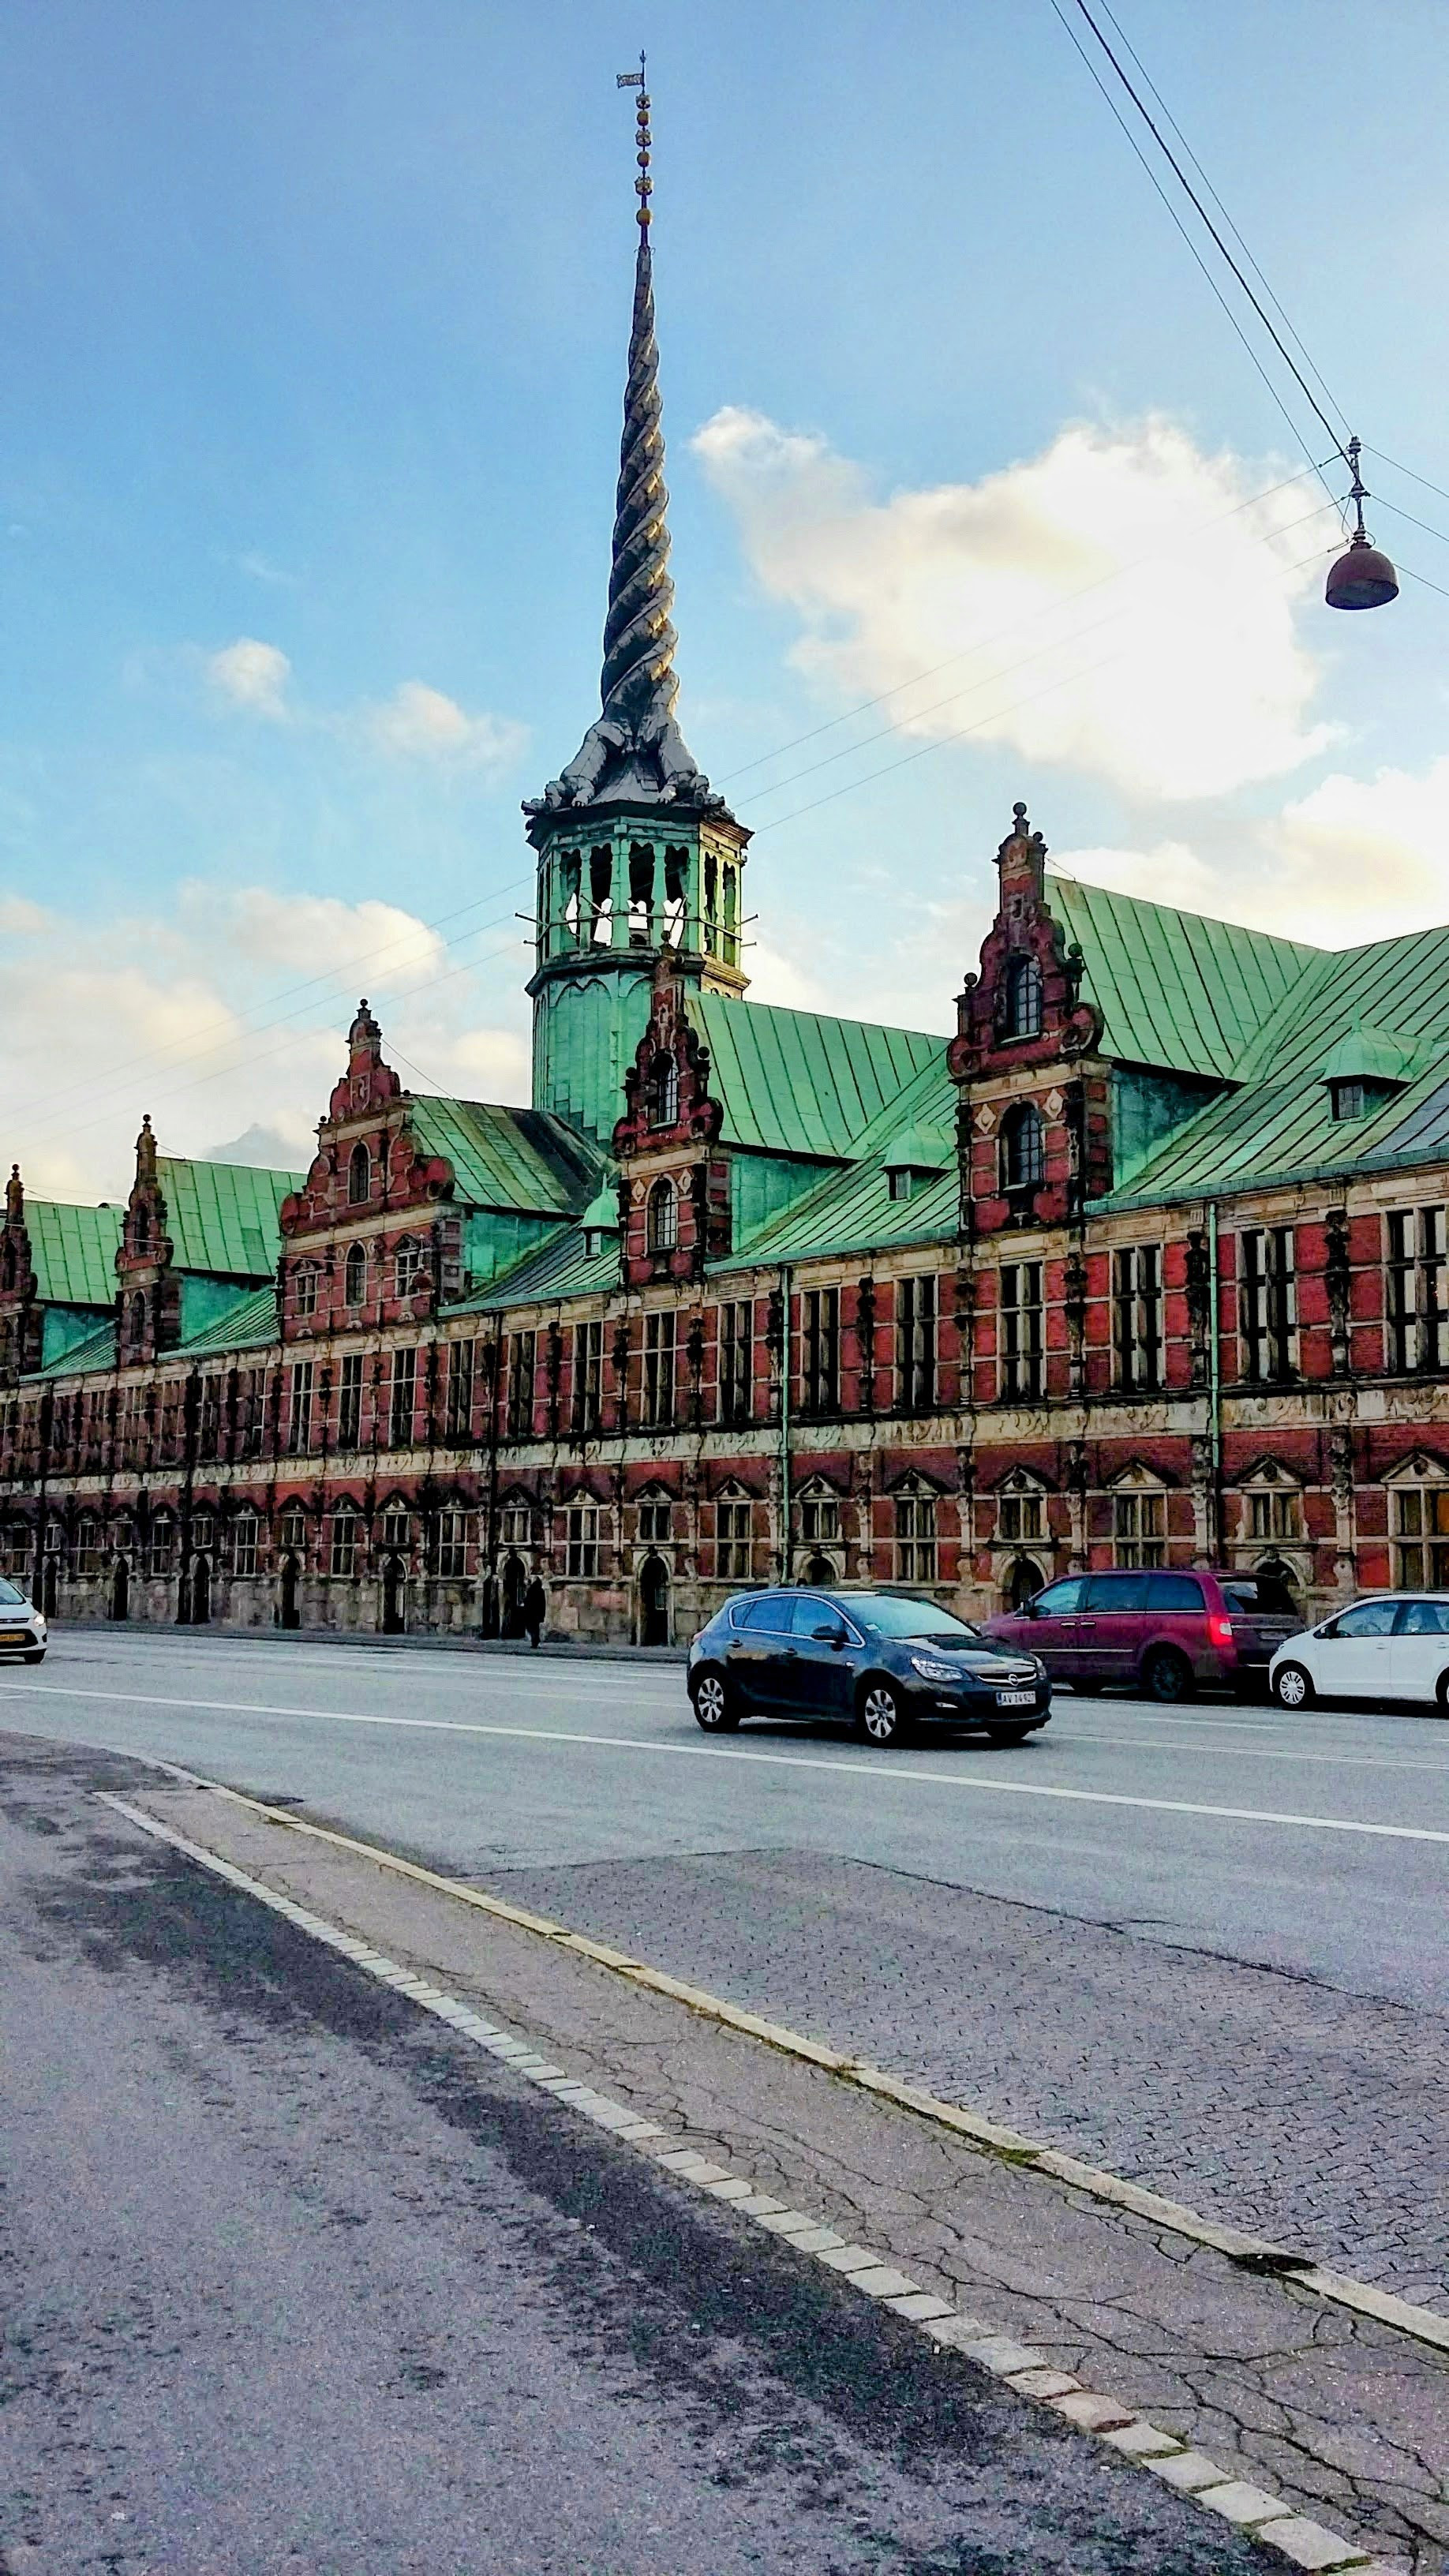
[910,1657,962,1683]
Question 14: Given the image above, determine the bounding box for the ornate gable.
[613,951,730,1284]
[0,1167,39,1381]
[949,805,1111,1233]
[116,1117,180,1361]
[278,1002,462,1337]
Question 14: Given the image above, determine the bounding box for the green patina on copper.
[24,1200,125,1309]
[155,1157,304,1279]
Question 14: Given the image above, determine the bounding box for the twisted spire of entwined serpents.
[533,61,725,814]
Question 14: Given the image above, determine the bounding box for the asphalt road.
[1,1730,1264,2576]
[5,1624,1448,2295]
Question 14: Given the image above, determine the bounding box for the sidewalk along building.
[5,87,1449,1643]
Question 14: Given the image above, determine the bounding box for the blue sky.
[3,0,1447,1193]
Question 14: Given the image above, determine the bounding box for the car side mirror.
[813,1622,847,1646]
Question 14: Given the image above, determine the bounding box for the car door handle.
[781,1647,799,1659]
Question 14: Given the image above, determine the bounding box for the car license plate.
[997,1688,1035,1708]
[0,1631,28,1648]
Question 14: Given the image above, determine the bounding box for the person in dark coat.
[523,1574,547,1649]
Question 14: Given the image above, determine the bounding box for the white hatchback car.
[1271,1593,1449,1710]
[0,1574,46,1661]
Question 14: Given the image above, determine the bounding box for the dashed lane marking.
[15,1681,1449,1844]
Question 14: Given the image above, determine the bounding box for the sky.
[3,0,1448,1198]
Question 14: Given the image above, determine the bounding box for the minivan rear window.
[1219,1577,1297,1617]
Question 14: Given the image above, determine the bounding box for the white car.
[0,1574,46,1661]
[1271,1593,1449,1710]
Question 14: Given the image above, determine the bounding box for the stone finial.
[135,1114,157,1182]
[5,1164,21,1226]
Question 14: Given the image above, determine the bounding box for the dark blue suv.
[687,1587,1051,1747]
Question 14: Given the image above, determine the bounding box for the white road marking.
[12,1681,1449,1846]
[1047,1728,1449,1776]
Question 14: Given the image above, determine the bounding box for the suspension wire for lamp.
[1046,0,1347,520]
[1091,0,1351,448]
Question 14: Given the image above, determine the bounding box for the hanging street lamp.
[1325,438,1399,610]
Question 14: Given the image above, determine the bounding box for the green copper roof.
[454,1221,621,1312]
[409,1097,605,1215]
[734,1054,960,1264]
[178,1283,279,1356]
[687,993,944,1159]
[1046,874,1319,1079]
[157,1157,304,1278]
[37,1316,116,1379]
[1318,1022,1424,1085]
[1102,922,1449,1206]
[26,1200,124,1308]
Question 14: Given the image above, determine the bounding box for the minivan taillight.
[1208,1612,1234,1649]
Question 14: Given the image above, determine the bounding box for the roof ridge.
[1044,869,1323,958]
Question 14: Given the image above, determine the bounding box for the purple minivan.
[983,1567,1301,1701]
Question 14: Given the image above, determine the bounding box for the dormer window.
[1330,1078,1366,1121]
[1004,956,1043,1040]
[650,1057,680,1129]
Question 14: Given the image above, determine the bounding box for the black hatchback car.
[687,1587,1052,1746]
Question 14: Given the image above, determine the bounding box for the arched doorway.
[638,1552,670,1646]
[188,1556,212,1627]
[382,1556,406,1634]
[500,1553,526,1639]
[279,1556,301,1631]
[1005,1554,1044,1612]
[802,1552,837,1587]
[110,1556,129,1623]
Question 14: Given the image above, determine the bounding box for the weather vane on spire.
[616,54,651,237]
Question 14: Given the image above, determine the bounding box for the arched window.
[650,1056,680,1130]
[1001,1102,1045,1194]
[1004,956,1043,1040]
[133,1204,151,1252]
[343,1241,367,1308]
[347,1141,371,1206]
[126,1289,148,1350]
[646,1178,678,1254]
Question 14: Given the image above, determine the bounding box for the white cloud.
[0,895,51,934]
[205,636,292,719]
[0,884,531,1200]
[694,407,1332,803]
[365,680,528,771]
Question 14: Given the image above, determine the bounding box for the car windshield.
[0,1577,26,1606]
[854,1595,980,1641]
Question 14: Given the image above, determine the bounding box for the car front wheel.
[1273,1661,1314,1710]
[856,1680,909,1746]
[690,1669,739,1732]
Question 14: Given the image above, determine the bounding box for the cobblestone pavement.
[489,1847,1449,2309]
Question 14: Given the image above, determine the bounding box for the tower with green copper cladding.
[524,62,748,1144]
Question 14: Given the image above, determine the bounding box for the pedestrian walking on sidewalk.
[523,1574,546,1649]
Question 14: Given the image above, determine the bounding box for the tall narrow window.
[347,1142,371,1206]
[338,1350,364,1450]
[1240,1227,1297,1382]
[1004,956,1043,1039]
[719,1299,752,1425]
[293,1264,318,1323]
[1000,1101,1045,1195]
[716,1494,752,1583]
[650,1056,680,1129]
[394,1237,425,1301]
[999,1262,1043,1399]
[389,1346,416,1447]
[572,1320,603,1435]
[567,1502,601,1578]
[897,1273,938,1410]
[1387,1206,1448,1372]
[329,1507,361,1578]
[507,1331,536,1440]
[643,1311,676,1428]
[1114,1486,1166,1567]
[802,1286,840,1415]
[446,1339,474,1440]
[1391,1480,1449,1589]
[1114,1245,1164,1390]
[286,1360,314,1455]
[430,1508,470,1579]
[895,1485,938,1585]
[646,1178,678,1255]
[230,1512,258,1580]
[343,1241,367,1308]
